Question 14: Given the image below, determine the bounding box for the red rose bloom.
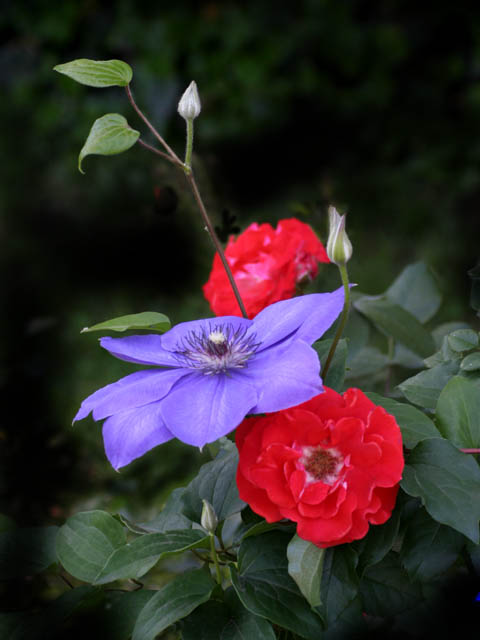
[236,387,404,548]
[203,218,330,318]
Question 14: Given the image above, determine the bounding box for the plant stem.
[125,85,183,165]
[460,448,480,454]
[210,534,222,585]
[322,264,350,378]
[137,138,176,164]
[184,118,194,171]
[184,171,248,318]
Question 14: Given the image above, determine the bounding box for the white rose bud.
[201,499,218,534]
[326,206,353,266]
[177,80,201,121]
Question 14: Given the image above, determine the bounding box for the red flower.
[236,387,404,548]
[203,218,330,318]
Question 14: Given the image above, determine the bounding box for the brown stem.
[137,138,177,164]
[185,171,248,319]
[460,448,480,453]
[125,85,182,165]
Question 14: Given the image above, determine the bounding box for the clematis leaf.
[400,438,480,543]
[132,569,215,640]
[354,296,435,357]
[181,439,245,523]
[365,392,441,448]
[385,262,442,323]
[287,534,324,608]
[0,526,58,579]
[182,588,276,640]
[399,507,465,581]
[435,376,480,448]
[56,510,126,583]
[230,531,324,639]
[54,59,132,87]
[78,114,140,174]
[398,360,460,409]
[93,529,210,584]
[81,311,171,334]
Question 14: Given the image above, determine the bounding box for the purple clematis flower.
[74,287,345,469]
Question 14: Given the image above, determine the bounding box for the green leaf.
[317,546,359,628]
[314,338,347,391]
[287,534,324,608]
[399,508,465,581]
[182,588,276,640]
[345,346,389,378]
[0,526,58,578]
[447,329,479,352]
[97,590,156,640]
[132,569,215,640]
[53,59,132,87]
[94,529,210,584]
[343,309,370,362]
[78,114,140,174]
[435,376,480,448]
[353,507,401,575]
[230,531,324,639]
[354,296,435,357]
[400,438,480,543]
[386,262,442,323]
[365,392,441,448]
[181,439,245,523]
[81,311,171,334]
[140,488,193,533]
[56,510,126,582]
[360,552,423,617]
[461,352,480,372]
[397,360,460,409]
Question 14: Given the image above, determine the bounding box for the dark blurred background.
[1,0,479,528]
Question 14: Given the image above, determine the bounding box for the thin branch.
[137,138,177,164]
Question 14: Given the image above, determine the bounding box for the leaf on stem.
[54,59,132,87]
[81,311,171,334]
[78,114,140,174]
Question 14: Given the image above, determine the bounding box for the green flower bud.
[177,81,201,121]
[326,206,352,266]
[201,499,218,533]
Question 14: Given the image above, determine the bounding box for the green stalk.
[210,534,222,585]
[322,264,350,378]
[184,118,194,172]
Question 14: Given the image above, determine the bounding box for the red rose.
[236,387,404,548]
[203,218,330,318]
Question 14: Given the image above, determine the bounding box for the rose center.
[300,446,343,484]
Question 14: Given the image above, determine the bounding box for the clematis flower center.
[300,445,344,485]
[173,324,260,375]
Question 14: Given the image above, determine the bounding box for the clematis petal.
[74,368,189,422]
[100,335,181,367]
[252,286,345,349]
[159,316,253,352]
[160,372,258,447]
[102,403,174,470]
[238,340,322,413]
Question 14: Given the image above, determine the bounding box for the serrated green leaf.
[132,569,215,640]
[94,529,210,584]
[230,531,324,639]
[287,534,324,608]
[56,511,126,583]
[398,360,460,409]
[365,392,441,448]
[317,546,359,628]
[54,58,132,87]
[354,296,435,357]
[81,311,170,334]
[399,508,464,581]
[78,114,140,173]
[360,552,423,617]
[435,375,480,448]
[181,440,245,524]
[0,526,58,579]
[386,262,442,323]
[447,329,479,352]
[353,507,401,575]
[400,438,480,543]
[182,588,276,640]
[314,338,347,391]
[461,352,480,372]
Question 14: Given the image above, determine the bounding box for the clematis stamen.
[173,324,260,375]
